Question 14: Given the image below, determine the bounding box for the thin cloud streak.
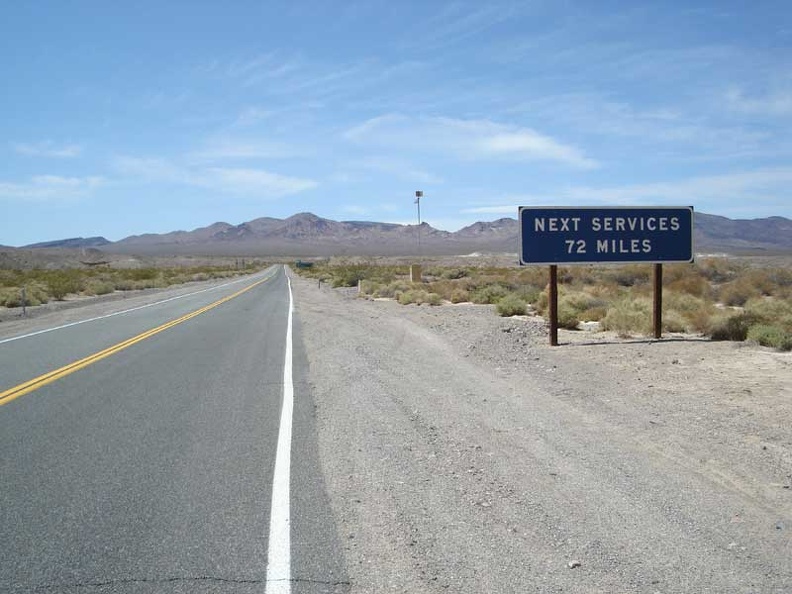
[13,142,82,158]
[344,115,598,169]
[112,155,317,197]
[0,175,103,202]
[460,168,792,216]
[726,88,792,116]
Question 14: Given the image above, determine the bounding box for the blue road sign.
[519,206,694,265]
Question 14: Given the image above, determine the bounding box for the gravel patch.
[293,272,792,593]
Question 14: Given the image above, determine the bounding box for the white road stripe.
[266,269,294,594]
[0,270,274,346]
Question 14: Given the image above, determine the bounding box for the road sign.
[519,206,694,265]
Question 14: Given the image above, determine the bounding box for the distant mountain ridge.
[19,212,792,257]
[24,236,111,249]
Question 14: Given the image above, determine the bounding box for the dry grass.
[295,259,792,350]
[0,263,265,307]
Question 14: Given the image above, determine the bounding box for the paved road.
[0,266,347,593]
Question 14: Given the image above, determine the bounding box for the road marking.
[0,269,275,346]
[266,273,294,594]
[0,276,271,407]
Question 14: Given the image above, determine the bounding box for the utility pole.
[411,190,423,282]
[415,190,423,256]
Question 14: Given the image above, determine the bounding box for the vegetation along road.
[1,264,790,593]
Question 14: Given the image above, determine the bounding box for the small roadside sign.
[519,206,694,266]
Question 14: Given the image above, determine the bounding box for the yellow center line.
[0,275,272,407]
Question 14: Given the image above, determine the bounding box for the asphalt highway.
[0,266,347,593]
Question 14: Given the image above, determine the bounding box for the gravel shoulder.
[290,271,792,593]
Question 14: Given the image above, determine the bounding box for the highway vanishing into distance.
[1,267,345,593]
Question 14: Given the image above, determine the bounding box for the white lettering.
[535,217,583,232]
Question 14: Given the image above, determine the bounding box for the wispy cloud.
[399,3,520,52]
[461,168,792,216]
[344,115,598,169]
[206,167,317,195]
[188,138,305,161]
[226,53,301,87]
[561,168,792,206]
[234,107,276,127]
[0,175,102,201]
[726,88,792,116]
[113,155,316,197]
[13,141,82,158]
[351,156,444,184]
[504,93,772,159]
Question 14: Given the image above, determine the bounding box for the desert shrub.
[661,310,689,333]
[545,291,608,328]
[441,267,469,280]
[513,286,542,304]
[83,280,115,296]
[579,306,608,321]
[605,265,651,287]
[661,292,714,333]
[717,279,762,306]
[698,258,741,283]
[0,288,25,308]
[450,288,470,303]
[125,268,159,281]
[556,302,582,329]
[46,271,84,300]
[398,290,441,305]
[600,297,653,337]
[534,290,549,315]
[667,274,711,298]
[331,265,368,288]
[0,283,49,307]
[1,288,25,307]
[470,284,510,304]
[746,325,792,351]
[708,313,760,341]
[496,294,527,317]
[744,297,792,331]
[374,280,413,298]
[561,291,606,312]
[166,273,192,285]
[425,279,460,301]
[425,292,442,306]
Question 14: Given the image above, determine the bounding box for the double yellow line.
[0,275,271,407]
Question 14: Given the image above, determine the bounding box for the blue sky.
[2,1,791,246]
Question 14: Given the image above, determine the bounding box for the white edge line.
[266,268,293,593]
[0,269,275,346]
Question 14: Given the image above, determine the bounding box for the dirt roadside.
[290,271,792,593]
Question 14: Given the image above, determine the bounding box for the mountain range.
[14,211,792,257]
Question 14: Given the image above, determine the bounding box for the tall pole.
[415,190,423,257]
